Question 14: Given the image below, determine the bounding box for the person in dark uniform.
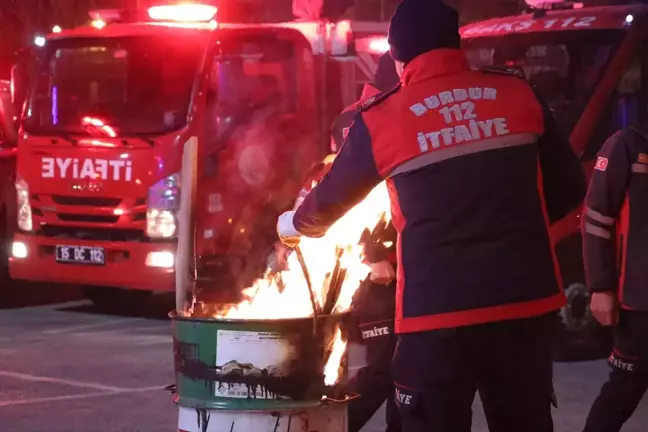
[582,125,648,432]
[276,1,586,431]
[350,222,400,432]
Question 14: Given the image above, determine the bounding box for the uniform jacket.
[329,84,397,265]
[295,156,397,265]
[330,83,381,153]
[583,126,648,311]
[293,49,585,333]
[297,85,398,265]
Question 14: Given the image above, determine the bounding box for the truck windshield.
[24,34,207,136]
[463,29,625,134]
[202,34,299,155]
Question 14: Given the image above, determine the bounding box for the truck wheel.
[554,282,612,361]
[83,286,152,313]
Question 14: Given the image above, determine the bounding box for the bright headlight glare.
[16,177,32,232]
[145,251,174,268]
[12,242,28,259]
[146,209,177,239]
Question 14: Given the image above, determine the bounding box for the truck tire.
[554,281,612,361]
[83,286,153,313]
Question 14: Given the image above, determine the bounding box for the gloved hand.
[277,211,302,247]
[590,291,618,326]
[368,260,395,285]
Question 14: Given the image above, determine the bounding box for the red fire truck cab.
[8,4,387,308]
[461,0,648,358]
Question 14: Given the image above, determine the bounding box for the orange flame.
[203,181,391,384]
[324,328,347,386]
[217,181,391,320]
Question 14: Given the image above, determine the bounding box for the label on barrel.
[214,330,296,399]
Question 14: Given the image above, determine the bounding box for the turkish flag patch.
[342,127,350,139]
[595,156,609,172]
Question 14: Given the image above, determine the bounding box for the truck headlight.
[16,176,32,232]
[146,173,180,239]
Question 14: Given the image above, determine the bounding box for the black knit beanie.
[388,0,461,65]
[373,52,399,90]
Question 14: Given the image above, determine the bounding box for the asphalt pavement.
[1,296,648,432]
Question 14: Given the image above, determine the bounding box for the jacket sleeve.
[535,90,587,224]
[293,115,383,238]
[582,131,632,293]
[330,105,359,153]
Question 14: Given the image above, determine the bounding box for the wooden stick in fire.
[323,247,346,315]
[293,245,320,335]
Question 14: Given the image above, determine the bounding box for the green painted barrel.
[171,311,349,410]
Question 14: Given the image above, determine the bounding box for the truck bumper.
[8,233,175,291]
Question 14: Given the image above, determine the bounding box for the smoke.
[191,101,315,314]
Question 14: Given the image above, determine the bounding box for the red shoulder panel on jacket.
[362,70,544,176]
[360,83,402,112]
[479,65,526,80]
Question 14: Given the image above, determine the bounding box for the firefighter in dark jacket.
[277,0,586,430]
[351,222,399,432]
[582,126,648,432]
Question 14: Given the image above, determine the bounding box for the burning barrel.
[172,312,349,408]
[173,143,393,430]
[171,311,351,431]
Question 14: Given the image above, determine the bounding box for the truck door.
[195,28,321,292]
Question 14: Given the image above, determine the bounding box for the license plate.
[55,245,105,265]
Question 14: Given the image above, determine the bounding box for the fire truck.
[459,0,647,358]
[7,3,388,309]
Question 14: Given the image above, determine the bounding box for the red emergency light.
[368,37,389,54]
[82,116,117,138]
[354,36,390,56]
[148,4,218,22]
[89,9,123,22]
[524,0,583,10]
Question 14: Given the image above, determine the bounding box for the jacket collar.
[401,49,470,86]
[360,83,381,100]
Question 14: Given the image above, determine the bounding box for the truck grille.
[57,213,120,224]
[30,193,148,240]
[51,195,122,207]
[39,226,146,242]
